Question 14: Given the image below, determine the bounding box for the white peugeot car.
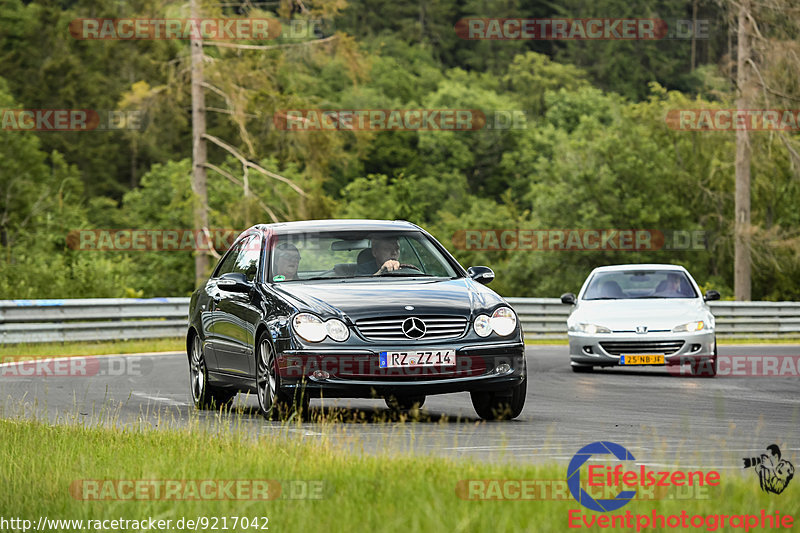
[561,264,719,376]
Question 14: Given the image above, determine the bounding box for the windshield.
[582,270,698,300]
[268,230,459,282]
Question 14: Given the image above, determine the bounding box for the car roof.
[249,219,421,234]
[589,264,689,273]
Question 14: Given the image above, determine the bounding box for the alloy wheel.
[257,339,278,415]
[190,335,205,405]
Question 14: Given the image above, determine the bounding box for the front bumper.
[568,330,715,367]
[276,341,525,398]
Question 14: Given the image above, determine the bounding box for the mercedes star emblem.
[401,317,426,339]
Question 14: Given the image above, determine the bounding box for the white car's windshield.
[269,230,458,282]
[583,270,697,300]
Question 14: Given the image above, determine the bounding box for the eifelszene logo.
[743,444,795,494]
[567,441,720,512]
[568,441,637,512]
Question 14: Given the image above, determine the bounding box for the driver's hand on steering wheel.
[375,259,400,274]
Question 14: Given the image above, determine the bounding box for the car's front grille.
[355,316,468,341]
[599,341,685,356]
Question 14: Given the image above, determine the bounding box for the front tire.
[256,334,309,420]
[471,372,526,421]
[189,334,235,409]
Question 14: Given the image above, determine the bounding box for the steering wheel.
[376,263,421,275]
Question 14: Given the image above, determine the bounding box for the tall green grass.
[0,416,796,533]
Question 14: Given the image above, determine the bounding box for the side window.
[230,234,262,282]
[214,240,244,277]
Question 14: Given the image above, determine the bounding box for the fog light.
[583,346,593,354]
[494,363,511,374]
[690,344,701,352]
[312,370,330,380]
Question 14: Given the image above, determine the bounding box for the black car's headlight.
[293,313,350,342]
[473,306,517,337]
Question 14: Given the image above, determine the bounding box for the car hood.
[570,298,712,331]
[272,277,504,322]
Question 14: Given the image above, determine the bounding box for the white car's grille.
[355,316,468,341]
[600,340,685,355]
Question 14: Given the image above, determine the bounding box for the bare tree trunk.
[734,0,752,300]
[691,0,698,71]
[191,0,210,288]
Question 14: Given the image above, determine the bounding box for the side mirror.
[704,290,720,301]
[217,272,251,293]
[467,266,495,285]
[561,293,576,305]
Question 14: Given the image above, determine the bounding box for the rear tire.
[189,334,235,409]
[385,395,426,411]
[471,373,526,421]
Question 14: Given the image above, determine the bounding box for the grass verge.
[0,338,184,358]
[0,418,795,533]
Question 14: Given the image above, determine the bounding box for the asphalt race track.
[2,345,798,469]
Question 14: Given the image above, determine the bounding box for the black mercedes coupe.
[186,219,526,420]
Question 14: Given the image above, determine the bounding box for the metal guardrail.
[0,298,189,344]
[1,297,799,344]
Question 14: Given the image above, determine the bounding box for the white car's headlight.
[293,313,350,342]
[473,314,492,337]
[672,321,705,332]
[570,323,612,334]
[490,306,517,336]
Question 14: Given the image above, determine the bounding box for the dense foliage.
[1,0,798,299]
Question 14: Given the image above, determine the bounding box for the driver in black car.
[371,236,401,274]
[356,236,403,275]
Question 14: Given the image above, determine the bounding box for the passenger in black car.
[274,242,301,280]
